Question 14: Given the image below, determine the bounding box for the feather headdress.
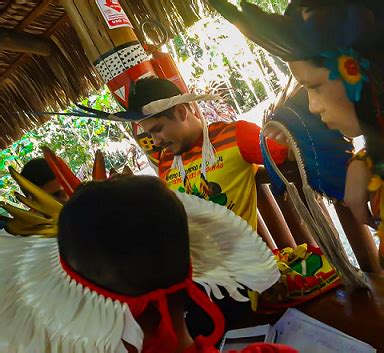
[0,148,280,352]
[260,89,365,289]
[0,148,280,317]
[35,79,222,181]
[209,0,384,61]
[0,176,279,353]
[261,88,353,201]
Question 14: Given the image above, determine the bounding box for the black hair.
[286,1,384,176]
[21,158,56,188]
[355,64,384,177]
[57,175,190,296]
[129,77,182,114]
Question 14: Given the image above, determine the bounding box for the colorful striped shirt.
[157,120,287,229]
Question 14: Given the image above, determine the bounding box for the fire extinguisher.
[141,21,189,93]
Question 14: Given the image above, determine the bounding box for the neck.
[169,298,194,353]
[187,113,203,147]
[124,294,194,353]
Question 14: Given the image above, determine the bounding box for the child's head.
[21,157,69,203]
[58,175,190,296]
[210,0,384,176]
[0,170,282,353]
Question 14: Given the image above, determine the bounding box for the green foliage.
[0,0,289,201]
[234,0,289,13]
[0,89,144,200]
[172,13,288,113]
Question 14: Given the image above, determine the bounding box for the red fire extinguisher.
[141,21,189,93]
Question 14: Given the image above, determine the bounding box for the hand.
[263,126,295,161]
[263,125,289,147]
[343,159,376,228]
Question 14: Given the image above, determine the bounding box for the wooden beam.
[15,0,54,32]
[0,15,68,84]
[0,30,52,56]
[0,54,30,83]
[43,15,69,38]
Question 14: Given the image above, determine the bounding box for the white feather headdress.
[0,191,279,353]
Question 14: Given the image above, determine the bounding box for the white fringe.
[0,237,142,353]
[194,102,217,177]
[261,121,367,289]
[176,192,280,300]
[171,155,186,180]
[171,101,217,181]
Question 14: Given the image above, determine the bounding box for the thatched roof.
[0,0,211,148]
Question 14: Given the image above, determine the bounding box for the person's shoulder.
[208,120,234,130]
[235,120,261,130]
[208,121,237,140]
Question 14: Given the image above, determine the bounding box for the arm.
[236,120,288,165]
[344,159,376,228]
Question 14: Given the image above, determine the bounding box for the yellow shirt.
[157,121,287,230]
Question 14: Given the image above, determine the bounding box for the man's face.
[41,179,69,203]
[140,106,194,155]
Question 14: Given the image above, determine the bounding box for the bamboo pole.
[59,0,155,109]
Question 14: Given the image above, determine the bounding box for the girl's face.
[289,60,362,137]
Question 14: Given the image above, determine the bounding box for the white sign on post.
[95,0,132,29]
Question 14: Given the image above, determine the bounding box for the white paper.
[274,308,377,353]
[220,324,276,352]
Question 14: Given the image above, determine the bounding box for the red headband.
[60,257,225,353]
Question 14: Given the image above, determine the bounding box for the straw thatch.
[0,0,211,148]
[122,0,212,42]
[0,1,102,148]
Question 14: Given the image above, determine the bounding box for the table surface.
[225,273,384,352]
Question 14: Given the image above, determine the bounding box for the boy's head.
[131,78,202,155]
[58,175,190,296]
[21,158,68,203]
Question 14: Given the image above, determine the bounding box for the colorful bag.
[258,244,341,311]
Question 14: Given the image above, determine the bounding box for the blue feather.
[28,104,147,122]
[262,89,353,201]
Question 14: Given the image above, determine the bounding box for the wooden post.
[256,210,277,250]
[59,0,155,109]
[334,202,383,274]
[257,183,297,249]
